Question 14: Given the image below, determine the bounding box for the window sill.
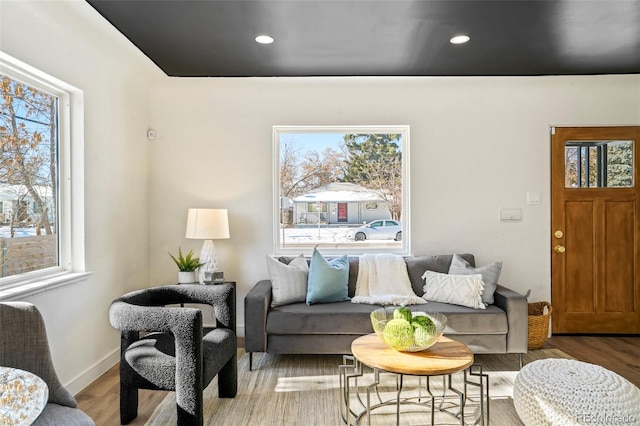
[0,271,93,301]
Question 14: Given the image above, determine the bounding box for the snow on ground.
[0,227,39,238]
[281,226,353,243]
[279,225,399,247]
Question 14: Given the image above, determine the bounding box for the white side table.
[0,366,49,425]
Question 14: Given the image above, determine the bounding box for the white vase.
[178,271,196,284]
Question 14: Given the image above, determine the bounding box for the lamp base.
[204,270,225,284]
[198,239,218,285]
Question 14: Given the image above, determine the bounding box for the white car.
[347,220,402,241]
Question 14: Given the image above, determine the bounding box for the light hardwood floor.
[76,336,640,425]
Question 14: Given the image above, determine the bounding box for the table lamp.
[185,208,230,284]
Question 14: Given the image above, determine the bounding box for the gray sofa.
[245,254,528,370]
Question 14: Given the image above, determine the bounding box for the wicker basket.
[528,301,552,350]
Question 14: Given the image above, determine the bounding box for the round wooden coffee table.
[340,334,489,426]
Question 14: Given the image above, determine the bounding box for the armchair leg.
[249,352,253,371]
[120,383,138,425]
[176,404,201,426]
[218,353,238,398]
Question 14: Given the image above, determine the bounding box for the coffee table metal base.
[339,355,489,426]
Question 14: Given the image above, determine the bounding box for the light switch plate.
[527,192,541,205]
[500,208,523,221]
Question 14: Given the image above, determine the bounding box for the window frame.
[272,125,411,257]
[0,52,89,300]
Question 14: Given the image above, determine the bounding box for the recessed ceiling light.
[450,34,470,45]
[255,35,274,44]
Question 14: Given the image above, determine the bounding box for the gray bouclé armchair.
[109,283,237,426]
[0,302,95,425]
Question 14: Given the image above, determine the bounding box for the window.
[565,140,633,188]
[0,52,86,296]
[274,125,410,256]
[364,202,379,210]
[306,202,328,213]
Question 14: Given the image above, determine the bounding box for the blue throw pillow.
[306,248,350,305]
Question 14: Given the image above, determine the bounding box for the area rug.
[145,348,572,425]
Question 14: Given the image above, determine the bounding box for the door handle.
[554,245,566,253]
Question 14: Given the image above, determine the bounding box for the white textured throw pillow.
[448,254,502,305]
[422,270,486,309]
[266,254,309,307]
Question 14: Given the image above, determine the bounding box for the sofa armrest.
[493,284,528,353]
[244,280,273,353]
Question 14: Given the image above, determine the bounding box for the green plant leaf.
[168,247,206,271]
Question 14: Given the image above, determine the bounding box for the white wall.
[149,75,640,332]
[2,0,640,397]
[0,1,163,394]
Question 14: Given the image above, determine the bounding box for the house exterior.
[0,185,56,227]
[291,182,390,225]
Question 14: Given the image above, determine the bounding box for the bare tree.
[280,142,343,199]
[0,74,57,235]
[352,156,402,220]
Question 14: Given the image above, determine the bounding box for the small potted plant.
[169,247,205,284]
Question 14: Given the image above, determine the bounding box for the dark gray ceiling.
[87,0,640,77]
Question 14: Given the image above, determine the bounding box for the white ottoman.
[514,358,640,426]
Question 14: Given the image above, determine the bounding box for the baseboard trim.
[66,346,120,396]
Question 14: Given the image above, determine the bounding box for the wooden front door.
[551,126,640,333]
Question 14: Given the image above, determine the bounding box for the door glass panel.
[565,140,633,188]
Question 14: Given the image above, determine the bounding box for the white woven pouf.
[514,358,640,426]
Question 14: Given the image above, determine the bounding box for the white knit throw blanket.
[351,254,425,306]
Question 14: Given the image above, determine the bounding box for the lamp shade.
[185,208,230,240]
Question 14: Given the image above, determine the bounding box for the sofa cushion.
[448,254,502,305]
[346,257,360,297]
[266,301,508,335]
[405,254,475,296]
[306,249,350,305]
[420,302,508,334]
[422,270,486,309]
[267,254,308,307]
[278,254,476,299]
[279,255,361,298]
[267,302,378,335]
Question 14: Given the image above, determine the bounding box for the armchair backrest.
[0,302,77,408]
[109,283,236,333]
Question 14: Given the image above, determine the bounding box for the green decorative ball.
[411,314,434,329]
[393,306,413,322]
[383,318,415,349]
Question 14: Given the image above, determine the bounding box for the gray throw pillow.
[448,253,502,305]
[266,254,308,307]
